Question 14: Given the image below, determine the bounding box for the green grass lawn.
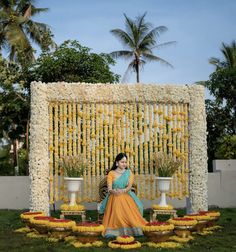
[0,208,236,252]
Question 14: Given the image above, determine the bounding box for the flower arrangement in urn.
[153,151,182,177]
[59,155,89,206]
[153,152,182,207]
[60,155,88,178]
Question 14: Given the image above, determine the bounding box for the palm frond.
[110,50,133,60]
[110,28,134,49]
[142,53,173,68]
[139,26,168,49]
[151,41,177,50]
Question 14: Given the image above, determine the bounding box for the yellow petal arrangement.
[199,211,221,218]
[60,204,85,211]
[20,211,45,220]
[108,236,142,249]
[30,216,55,225]
[72,241,103,248]
[47,219,76,228]
[152,204,173,210]
[48,102,189,203]
[184,214,211,221]
[116,236,135,243]
[17,209,222,249]
[142,222,175,232]
[168,217,198,226]
[170,235,194,243]
[72,223,104,233]
[145,241,183,249]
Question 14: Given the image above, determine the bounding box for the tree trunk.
[13,139,19,175]
[136,63,140,83]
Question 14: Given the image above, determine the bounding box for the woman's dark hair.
[110,153,128,170]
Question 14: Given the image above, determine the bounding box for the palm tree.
[110,13,176,83]
[0,0,54,66]
[209,41,236,70]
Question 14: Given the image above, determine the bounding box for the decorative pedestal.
[174,225,195,238]
[144,230,173,242]
[60,210,86,222]
[155,177,173,207]
[150,209,177,222]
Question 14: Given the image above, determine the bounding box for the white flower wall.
[29,82,208,215]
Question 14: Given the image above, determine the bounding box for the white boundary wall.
[0,160,235,210]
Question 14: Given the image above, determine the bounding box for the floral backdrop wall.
[29,82,207,215]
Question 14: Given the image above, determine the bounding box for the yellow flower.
[152,204,173,210]
[48,219,75,228]
[168,218,197,226]
[184,214,211,221]
[143,222,174,232]
[72,224,104,232]
[20,212,45,220]
[146,241,183,248]
[116,236,134,243]
[170,235,194,243]
[108,240,141,249]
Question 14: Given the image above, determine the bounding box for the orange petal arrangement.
[108,236,142,249]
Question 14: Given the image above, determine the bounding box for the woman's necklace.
[115,168,125,174]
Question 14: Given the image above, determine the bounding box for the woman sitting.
[99,153,148,237]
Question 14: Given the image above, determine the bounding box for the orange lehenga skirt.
[99,170,148,237]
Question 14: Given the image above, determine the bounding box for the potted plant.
[60,155,87,206]
[153,152,182,207]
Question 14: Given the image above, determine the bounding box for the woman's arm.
[123,171,134,193]
[107,171,119,194]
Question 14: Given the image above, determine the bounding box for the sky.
[35,0,236,99]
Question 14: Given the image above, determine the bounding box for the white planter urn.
[155,177,173,207]
[64,177,83,206]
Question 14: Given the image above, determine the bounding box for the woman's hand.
[109,188,124,195]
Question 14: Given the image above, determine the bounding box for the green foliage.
[28,40,120,83]
[18,148,28,175]
[59,155,88,177]
[205,41,236,170]
[215,135,236,159]
[0,0,55,66]
[153,152,182,177]
[0,144,14,176]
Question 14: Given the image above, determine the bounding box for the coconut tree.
[110,12,176,82]
[209,41,236,70]
[0,0,54,66]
